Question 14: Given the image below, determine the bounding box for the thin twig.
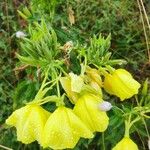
[139,0,150,33]
[137,0,150,61]
[13,65,29,71]
[0,144,13,150]
[142,118,150,138]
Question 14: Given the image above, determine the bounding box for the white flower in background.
[16,31,26,38]
[98,101,112,111]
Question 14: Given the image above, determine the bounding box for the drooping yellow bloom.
[6,104,50,144]
[104,69,141,101]
[73,94,109,132]
[42,106,93,149]
[112,137,138,150]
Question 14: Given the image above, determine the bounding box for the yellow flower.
[112,137,138,150]
[73,94,109,132]
[6,104,50,144]
[104,69,141,101]
[42,106,93,149]
[60,76,79,103]
[86,67,102,87]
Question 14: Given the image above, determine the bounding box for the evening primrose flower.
[6,104,50,144]
[104,69,141,101]
[42,106,93,149]
[112,137,138,150]
[73,94,109,132]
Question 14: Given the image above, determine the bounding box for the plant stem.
[124,120,130,137]
[124,114,140,138]
[98,67,109,76]
[142,118,150,138]
[0,144,13,150]
[105,65,115,74]
[124,114,131,137]
[102,132,105,150]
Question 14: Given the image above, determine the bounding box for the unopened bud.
[98,101,112,111]
[16,31,26,38]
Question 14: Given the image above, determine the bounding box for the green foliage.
[17,20,61,68]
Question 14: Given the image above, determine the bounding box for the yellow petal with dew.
[74,94,109,132]
[103,74,115,95]
[112,137,138,150]
[104,69,141,101]
[42,106,93,149]
[6,104,50,144]
[114,69,141,100]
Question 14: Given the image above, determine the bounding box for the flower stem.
[102,132,105,150]
[0,144,13,150]
[105,65,115,74]
[124,120,130,138]
[124,114,131,137]
[98,67,109,76]
[124,114,140,138]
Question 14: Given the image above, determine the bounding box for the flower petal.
[6,105,50,144]
[74,94,109,132]
[42,107,93,149]
[112,137,138,150]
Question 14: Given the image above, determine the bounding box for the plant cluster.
[5,20,150,150]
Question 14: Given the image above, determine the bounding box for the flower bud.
[104,69,141,101]
[112,137,138,150]
[98,101,112,111]
[89,81,103,97]
[86,67,102,87]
